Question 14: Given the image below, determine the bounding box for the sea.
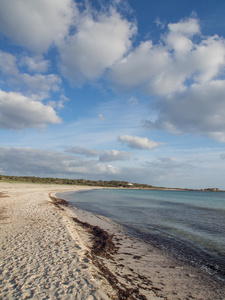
[58,188,225,281]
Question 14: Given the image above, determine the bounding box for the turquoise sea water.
[59,189,225,280]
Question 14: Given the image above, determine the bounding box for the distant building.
[202,188,220,192]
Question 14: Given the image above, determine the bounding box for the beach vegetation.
[0,174,154,189]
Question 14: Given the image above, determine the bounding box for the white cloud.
[190,35,225,83]
[168,17,200,36]
[0,147,119,177]
[148,80,225,141]
[118,135,165,150]
[1,4,225,145]
[0,0,75,52]
[166,32,194,55]
[59,8,136,84]
[109,18,203,95]
[109,17,225,141]
[66,146,132,162]
[109,40,171,91]
[0,90,62,129]
[20,56,50,73]
[99,150,131,162]
[0,51,61,99]
[65,146,100,157]
[11,73,61,94]
[0,146,224,189]
[72,162,119,176]
[165,18,200,55]
[0,51,18,75]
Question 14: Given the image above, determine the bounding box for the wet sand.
[0,182,224,299]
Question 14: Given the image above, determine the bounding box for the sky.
[0,0,225,189]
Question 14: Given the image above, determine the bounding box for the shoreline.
[1,183,224,299]
[58,188,225,281]
[57,190,225,300]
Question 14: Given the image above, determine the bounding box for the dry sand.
[0,182,224,300]
[0,183,116,300]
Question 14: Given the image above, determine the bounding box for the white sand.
[0,183,116,300]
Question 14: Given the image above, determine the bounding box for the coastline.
[1,183,224,299]
[57,189,225,300]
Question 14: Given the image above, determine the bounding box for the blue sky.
[0,0,225,189]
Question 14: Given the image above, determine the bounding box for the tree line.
[0,174,155,189]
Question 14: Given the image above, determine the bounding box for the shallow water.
[59,189,225,280]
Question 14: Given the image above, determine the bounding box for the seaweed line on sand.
[49,195,163,300]
[0,192,9,198]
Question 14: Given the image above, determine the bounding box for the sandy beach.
[0,183,117,300]
[1,183,224,300]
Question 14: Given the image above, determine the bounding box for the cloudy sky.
[0,0,225,189]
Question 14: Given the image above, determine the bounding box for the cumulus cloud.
[65,146,100,157]
[109,18,204,95]
[0,51,18,75]
[0,50,62,99]
[0,50,63,108]
[59,8,136,84]
[11,73,61,94]
[99,150,131,162]
[109,17,225,141]
[0,0,75,52]
[108,40,171,91]
[20,56,50,73]
[145,80,225,141]
[118,135,165,150]
[0,147,119,177]
[1,3,225,143]
[220,154,225,159]
[167,17,200,35]
[0,51,64,129]
[0,90,62,129]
